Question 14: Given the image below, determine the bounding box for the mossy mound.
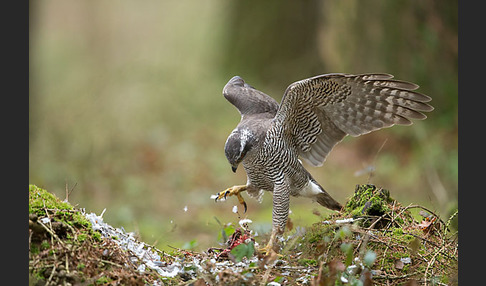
[345,184,394,217]
[343,184,416,229]
[29,185,163,285]
[293,184,458,285]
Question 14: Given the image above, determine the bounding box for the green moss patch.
[29,185,74,214]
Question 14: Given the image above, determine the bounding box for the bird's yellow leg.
[258,228,283,257]
[259,230,277,254]
[214,185,248,212]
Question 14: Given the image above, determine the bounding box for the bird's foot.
[258,243,277,255]
[258,231,282,257]
[214,185,248,213]
[258,242,283,261]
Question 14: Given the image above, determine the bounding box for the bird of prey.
[214,73,433,253]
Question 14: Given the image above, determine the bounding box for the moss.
[71,212,91,228]
[392,227,403,236]
[96,276,113,284]
[30,244,40,255]
[297,258,317,267]
[341,184,400,228]
[29,184,73,215]
[344,184,394,218]
[29,184,104,244]
[298,222,335,257]
[305,223,332,244]
[92,231,102,242]
[40,240,50,250]
[78,233,88,242]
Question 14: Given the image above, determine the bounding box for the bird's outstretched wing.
[223,76,279,117]
[275,73,433,167]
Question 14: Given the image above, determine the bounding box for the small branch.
[28,229,33,261]
[401,204,446,227]
[424,243,448,285]
[65,253,69,274]
[100,259,124,269]
[64,181,77,202]
[38,220,65,247]
[45,264,57,286]
[374,270,424,280]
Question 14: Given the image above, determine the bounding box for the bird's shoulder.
[236,114,274,142]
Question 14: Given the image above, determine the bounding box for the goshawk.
[214,73,433,253]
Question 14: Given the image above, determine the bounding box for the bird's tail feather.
[316,191,342,211]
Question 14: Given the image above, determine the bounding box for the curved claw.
[214,185,248,213]
[214,190,230,202]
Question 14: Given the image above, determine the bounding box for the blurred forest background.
[29,0,457,252]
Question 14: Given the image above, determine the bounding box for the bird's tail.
[306,176,342,211]
[315,182,343,211]
[316,190,342,211]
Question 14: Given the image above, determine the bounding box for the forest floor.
[29,184,457,286]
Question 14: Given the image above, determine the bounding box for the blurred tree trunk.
[318,0,457,123]
[219,1,323,94]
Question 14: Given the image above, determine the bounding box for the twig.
[444,209,458,233]
[384,200,398,229]
[43,208,79,213]
[424,243,448,286]
[65,253,69,274]
[29,229,33,260]
[64,181,77,202]
[45,264,57,286]
[365,212,390,230]
[167,245,196,256]
[41,199,66,250]
[374,270,424,280]
[401,204,446,227]
[379,243,390,271]
[64,221,77,241]
[260,263,273,286]
[38,220,65,247]
[367,138,388,183]
[100,259,124,269]
[376,228,456,261]
[357,230,371,259]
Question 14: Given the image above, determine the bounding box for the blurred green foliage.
[29,0,457,251]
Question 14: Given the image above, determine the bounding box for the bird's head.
[224,128,254,173]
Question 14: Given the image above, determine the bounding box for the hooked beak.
[231,165,238,173]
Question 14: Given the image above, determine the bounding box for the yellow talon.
[259,243,276,255]
[258,229,282,257]
[214,185,248,213]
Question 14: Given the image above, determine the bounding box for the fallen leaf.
[286,217,293,231]
[230,241,255,262]
[394,259,404,270]
[417,216,437,234]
